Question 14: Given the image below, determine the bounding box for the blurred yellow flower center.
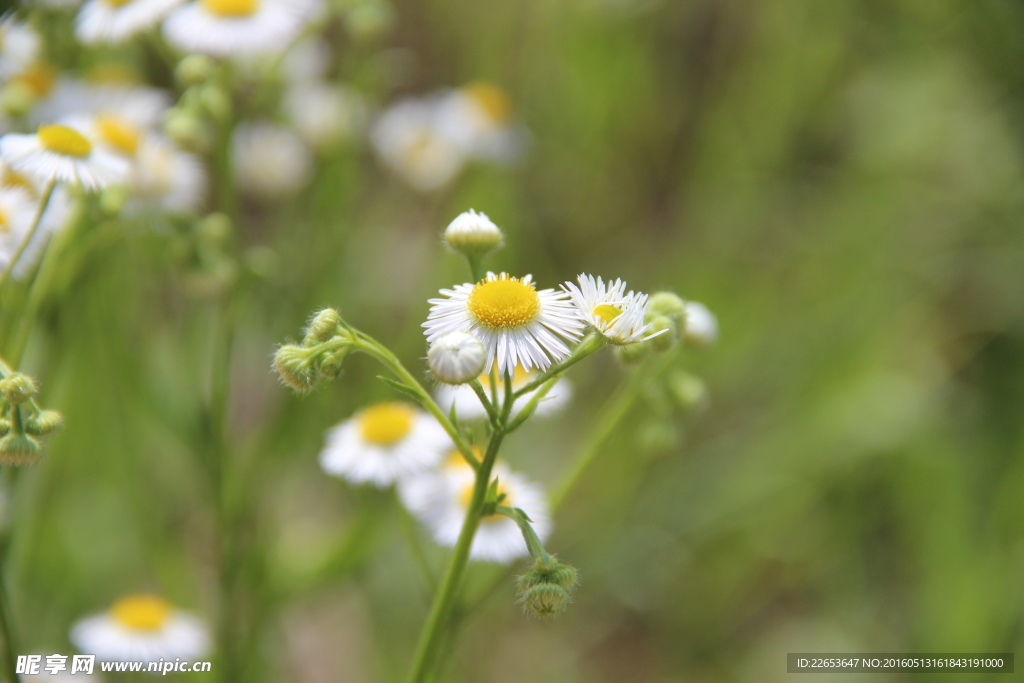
[2,171,35,194]
[85,62,140,85]
[96,116,140,156]
[464,82,511,123]
[468,276,540,329]
[359,403,414,445]
[38,125,92,158]
[105,0,136,7]
[110,595,172,631]
[15,64,57,98]
[445,446,483,470]
[592,304,623,327]
[203,0,259,17]
[477,364,531,386]
[0,208,8,232]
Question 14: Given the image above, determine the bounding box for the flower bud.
[0,433,40,466]
[682,301,718,348]
[317,347,351,380]
[197,212,233,246]
[667,371,707,413]
[175,55,215,88]
[99,185,129,216]
[272,344,317,392]
[0,418,9,436]
[614,340,651,365]
[0,82,36,118]
[303,308,343,346]
[520,583,570,619]
[647,292,686,335]
[427,332,486,385]
[443,210,504,258]
[165,111,212,153]
[0,374,37,406]
[24,410,64,437]
[647,315,676,352]
[199,83,232,123]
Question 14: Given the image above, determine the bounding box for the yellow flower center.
[358,403,415,446]
[0,208,8,232]
[463,82,512,123]
[592,304,623,327]
[38,125,92,158]
[2,170,36,195]
[104,0,136,7]
[96,116,140,156]
[110,595,172,631]
[477,363,531,386]
[203,0,259,17]
[467,275,540,329]
[15,64,57,98]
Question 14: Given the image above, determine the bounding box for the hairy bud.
[443,209,504,258]
[272,344,318,392]
[516,555,579,619]
[24,410,64,437]
[0,433,41,466]
[0,374,37,406]
[303,308,343,346]
[520,583,570,619]
[175,55,214,88]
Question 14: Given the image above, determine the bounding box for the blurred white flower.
[319,402,452,488]
[281,37,332,83]
[371,97,466,192]
[232,121,312,199]
[0,123,129,192]
[0,17,40,80]
[32,81,171,130]
[70,595,209,663]
[682,301,718,347]
[436,82,525,163]
[399,455,551,563]
[162,0,321,58]
[75,0,185,45]
[284,83,365,151]
[128,134,206,215]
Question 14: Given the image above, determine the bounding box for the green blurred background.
[9,0,1024,680]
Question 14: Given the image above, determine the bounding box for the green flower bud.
[244,246,280,280]
[317,347,351,380]
[0,374,37,406]
[0,418,10,437]
[520,583,570,619]
[24,410,64,437]
[0,82,36,118]
[165,111,212,153]
[303,308,343,346]
[199,83,232,123]
[647,315,676,353]
[197,212,233,246]
[647,292,687,340]
[667,371,707,413]
[175,55,215,88]
[99,185,129,217]
[0,433,41,466]
[273,344,318,392]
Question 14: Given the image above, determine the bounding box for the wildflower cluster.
[0,363,62,466]
[273,209,716,680]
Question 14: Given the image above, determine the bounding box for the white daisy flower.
[371,97,466,192]
[232,121,312,199]
[435,82,525,163]
[0,124,129,191]
[75,0,186,45]
[162,0,320,58]
[319,402,452,488]
[423,271,585,377]
[399,455,551,563]
[563,273,659,345]
[682,301,718,347]
[435,363,572,422]
[0,17,40,80]
[31,80,170,130]
[284,83,365,151]
[69,595,210,663]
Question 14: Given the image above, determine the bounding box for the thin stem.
[467,380,498,426]
[353,334,480,470]
[0,573,19,683]
[512,333,604,399]
[495,505,549,562]
[0,181,55,294]
[466,254,485,284]
[406,428,505,683]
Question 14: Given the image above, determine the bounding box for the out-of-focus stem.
[0,181,55,295]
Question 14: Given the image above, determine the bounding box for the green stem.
[512,333,604,399]
[495,505,549,562]
[0,181,55,295]
[353,334,480,470]
[0,573,19,683]
[467,380,498,426]
[406,428,505,683]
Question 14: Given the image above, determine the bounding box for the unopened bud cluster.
[273,308,354,392]
[0,371,63,466]
[616,292,718,364]
[516,555,580,619]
